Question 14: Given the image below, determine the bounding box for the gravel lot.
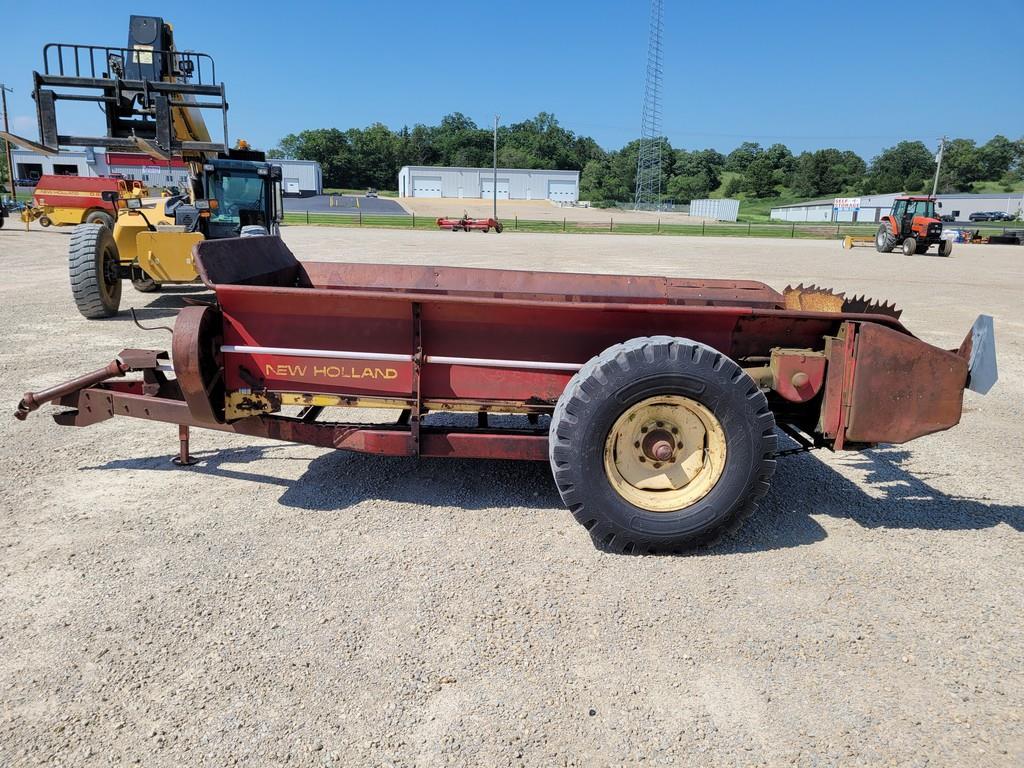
[0,225,1021,767]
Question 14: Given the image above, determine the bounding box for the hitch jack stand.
[172,424,199,466]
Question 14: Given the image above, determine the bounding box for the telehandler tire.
[69,224,122,319]
[549,336,777,554]
[85,210,115,229]
[875,223,895,253]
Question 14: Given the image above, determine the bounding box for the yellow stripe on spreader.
[34,189,104,198]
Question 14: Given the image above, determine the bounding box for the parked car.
[989,211,1015,222]
[940,214,956,222]
[366,188,378,198]
[969,212,994,222]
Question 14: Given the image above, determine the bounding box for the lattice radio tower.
[634,0,665,210]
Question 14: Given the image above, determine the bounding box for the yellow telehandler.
[1,14,283,318]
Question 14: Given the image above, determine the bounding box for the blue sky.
[4,0,1021,160]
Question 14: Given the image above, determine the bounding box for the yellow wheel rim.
[603,395,727,513]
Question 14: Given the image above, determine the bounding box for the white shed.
[398,165,579,202]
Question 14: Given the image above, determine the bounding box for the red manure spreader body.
[15,237,996,552]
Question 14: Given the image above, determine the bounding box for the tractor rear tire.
[875,223,896,253]
[85,210,115,229]
[549,336,777,553]
[902,237,917,256]
[69,224,122,319]
[938,239,953,257]
[495,222,504,233]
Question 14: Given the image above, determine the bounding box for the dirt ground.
[395,197,708,224]
[0,225,1021,767]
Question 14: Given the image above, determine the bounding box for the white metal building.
[398,165,579,202]
[689,198,740,222]
[277,160,322,197]
[771,192,1024,223]
[11,148,322,196]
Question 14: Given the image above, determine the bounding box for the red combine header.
[14,237,996,552]
[436,215,503,233]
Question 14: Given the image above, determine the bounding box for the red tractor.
[875,196,952,257]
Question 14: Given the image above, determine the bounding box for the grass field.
[282,211,1020,240]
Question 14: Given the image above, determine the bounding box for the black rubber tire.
[39,215,52,228]
[549,336,777,553]
[131,276,161,293]
[875,223,895,253]
[68,224,122,318]
[495,222,504,233]
[938,239,953,257]
[902,237,917,256]
[240,225,269,238]
[85,210,115,229]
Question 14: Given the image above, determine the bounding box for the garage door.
[412,175,443,197]
[547,180,576,202]
[480,178,510,199]
[284,178,300,195]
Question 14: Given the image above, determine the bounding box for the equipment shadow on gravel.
[83,440,1022,553]
[105,289,217,321]
[721,446,1022,554]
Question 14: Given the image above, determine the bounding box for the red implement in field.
[14,237,997,552]
[436,215,503,233]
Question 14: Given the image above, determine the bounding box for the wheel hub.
[603,395,727,513]
[641,427,675,462]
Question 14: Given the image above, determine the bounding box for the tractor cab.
[891,197,938,236]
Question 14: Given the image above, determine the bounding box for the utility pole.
[1,84,14,200]
[931,135,947,197]
[492,114,499,221]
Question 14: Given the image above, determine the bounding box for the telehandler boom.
[0,15,283,318]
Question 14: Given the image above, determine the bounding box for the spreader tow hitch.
[14,349,169,421]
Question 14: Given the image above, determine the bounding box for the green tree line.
[270,115,1024,203]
